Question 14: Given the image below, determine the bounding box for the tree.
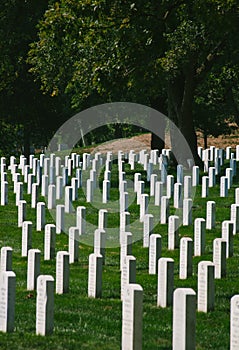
[0,0,68,158]
[28,0,239,165]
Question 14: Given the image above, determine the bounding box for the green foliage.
[28,0,239,160]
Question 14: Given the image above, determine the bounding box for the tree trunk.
[150,96,167,154]
[23,123,31,160]
[168,68,203,168]
[203,132,207,149]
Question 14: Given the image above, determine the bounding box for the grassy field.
[0,155,239,349]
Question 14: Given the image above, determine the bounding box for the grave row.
[0,144,239,349]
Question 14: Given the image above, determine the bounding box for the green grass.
[0,158,239,349]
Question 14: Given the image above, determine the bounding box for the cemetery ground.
[0,144,239,349]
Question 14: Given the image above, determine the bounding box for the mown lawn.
[0,155,238,349]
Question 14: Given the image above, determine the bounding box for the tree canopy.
[19,1,239,162]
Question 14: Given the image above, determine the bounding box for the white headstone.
[221,220,233,258]
[206,201,216,229]
[179,237,193,280]
[27,249,41,290]
[56,204,65,234]
[230,294,239,350]
[197,261,215,312]
[21,221,32,257]
[230,204,239,235]
[201,176,209,198]
[0,271,16,332]
[121,255,136,300]
[68,227,79,263]
[31,183,38,209]
[120,232,132,271]
[154,181,164,206]
[56,176,63,200]
[143,214,153,248]
[36,275,54,335]
[122,283,143,350]
[161,196,169,224]
[1,181,8,206]
[183,198,193,226]
[172,288,196,350]
[88,253,103,298]
[220,176,228,197]
[44,224,56,260]
[213,238,226,279]
[168,215,179,250]
[76,206,86,235]
[157,257,174,307]
[174,183,183,209]
[36,202,45,231]
[166,175,174,198]
[65,186,73,213]
[184,176,192,199]
[149,234,161,275]
[94,229,106,265]
[1,247,12,272]
[150,174,157,196]
[56,251,70,294]
[192,166,199,187]
[18,200,26,227]
[194,218,206,256]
